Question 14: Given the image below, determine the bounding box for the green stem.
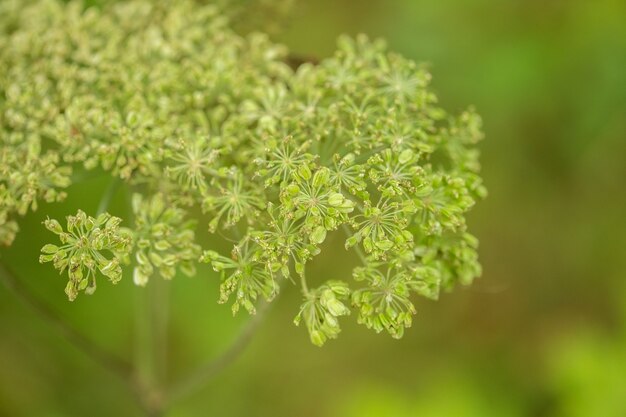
[134,282,165,415]
[165,300,271,406]
[134,284,155,386]
[154,278,170,387]
[97,177,122,215]
[124,183,166,415]
[300,269,309,296]
[342,224,368,265]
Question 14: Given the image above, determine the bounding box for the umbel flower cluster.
[0,0,486,345]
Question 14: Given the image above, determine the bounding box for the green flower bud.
[327,193,344,207]
[398,149,414,164]
[298,165,312,181]
[44,219,63,235]
[309,226,327,245]
[375,239,394,251]
[310,330,326,347]
[41,244,59,254]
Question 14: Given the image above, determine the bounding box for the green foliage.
[1,0,485,345]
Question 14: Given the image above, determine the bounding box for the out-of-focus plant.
[0,0,485,413]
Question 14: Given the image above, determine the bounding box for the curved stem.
[0,261,133,379]
[165,300,271,406]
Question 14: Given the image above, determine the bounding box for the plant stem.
[134,283,155,386]
[97,177,122,215]
[154,278,170,388]
[341,224,368,264]
[134,278,169,415]
[124,183,167,416]
[300,269,309,295]
[165,300,271,406]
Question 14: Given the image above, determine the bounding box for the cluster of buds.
[39,211,131,301]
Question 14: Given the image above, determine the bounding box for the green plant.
[0,0,485,413]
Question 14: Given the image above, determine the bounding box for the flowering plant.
[0,0,485,411]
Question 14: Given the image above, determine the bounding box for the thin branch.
[342,224,368,265]
[165,300,271,406]
[97,177,122,215]
[0,261,133,379]
[300,268,309,296]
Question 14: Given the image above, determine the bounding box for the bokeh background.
[1,0,626,416]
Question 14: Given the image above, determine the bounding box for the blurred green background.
[2,0,626,415]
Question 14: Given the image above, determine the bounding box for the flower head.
[39,211,132,301]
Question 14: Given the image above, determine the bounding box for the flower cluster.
[131,193,201,286]
[294,281,351,346]
[39,211,132,301]
[0,138,71,246]
[201,239,278,315]
[3,0,486,345]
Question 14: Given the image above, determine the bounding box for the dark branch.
[286,53,320,70]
